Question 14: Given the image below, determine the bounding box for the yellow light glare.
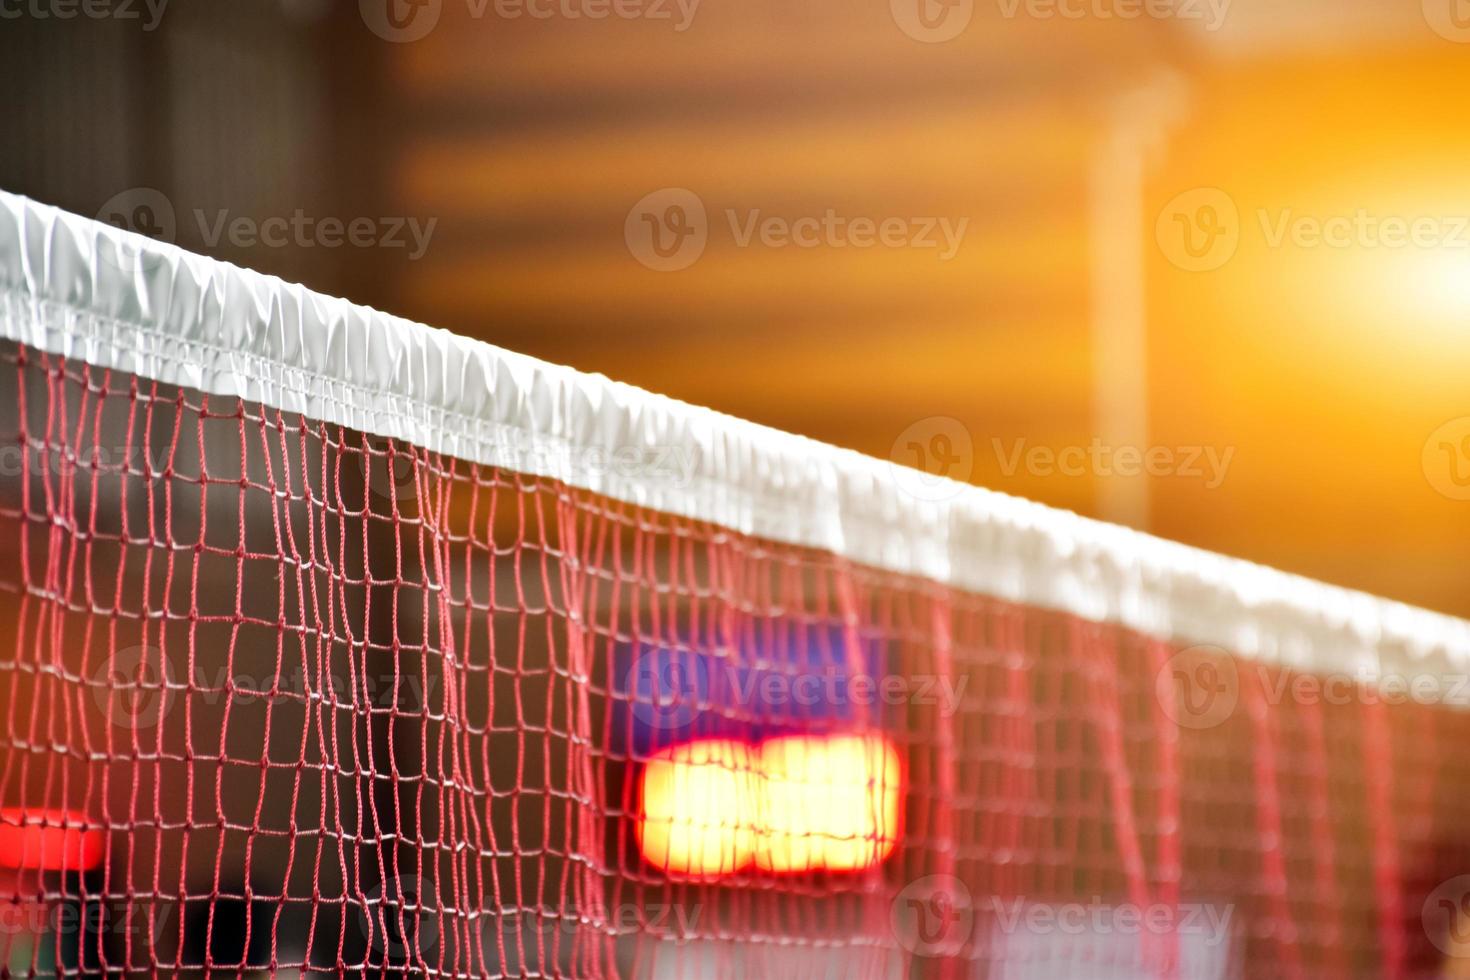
[636,740,758,877]
[1406,247,1470,319]
[637,734,904,877]
[755,734,904,873]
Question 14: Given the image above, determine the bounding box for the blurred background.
[3,0,1469,618]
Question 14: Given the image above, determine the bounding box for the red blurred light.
[0,809,103,873]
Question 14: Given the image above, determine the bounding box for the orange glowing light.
[754,734,904,873]
[0,809,103,873]
[636,734,903,877]
[636,739,758,877]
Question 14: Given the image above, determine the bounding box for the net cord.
[1,189,1467,682]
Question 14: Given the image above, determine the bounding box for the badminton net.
[1,190,1469,979]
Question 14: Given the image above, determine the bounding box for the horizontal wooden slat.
[396,101,1092,222]
[577,315,1090,409]
[397,214,1084,327]
[393,0,1181,111]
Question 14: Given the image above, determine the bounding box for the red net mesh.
[0,341,1468,978]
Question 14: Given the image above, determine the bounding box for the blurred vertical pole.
[1089,77,1185,531]
[320,0,398,309]
[131,4,173,201]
